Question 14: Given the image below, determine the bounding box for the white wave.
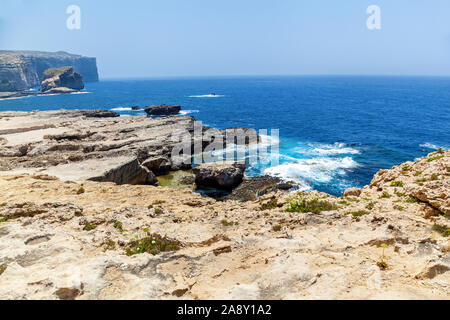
[264,156,358,184]
[189,94,225,98]
[111,107,143,112]
[70,91,91,95]
[180,110,200,115]
[311,142,360,155]
[420,142,439,150]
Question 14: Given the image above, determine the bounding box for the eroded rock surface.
[0,151,448,300]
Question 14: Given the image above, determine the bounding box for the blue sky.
[1,0,450,78]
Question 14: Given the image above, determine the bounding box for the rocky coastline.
[0,110,448,300]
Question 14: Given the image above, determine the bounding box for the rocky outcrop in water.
[40,67,84,93]
[0,51,98,92]
[145,105,181,116]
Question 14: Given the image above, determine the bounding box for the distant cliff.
[0,51,98,92]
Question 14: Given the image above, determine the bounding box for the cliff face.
[0,51,98,92]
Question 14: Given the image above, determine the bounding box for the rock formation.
[145,105,181,116]
[0,51,98,92]
[40,67,84,93]
[0,110,448,300]
[0,150,448,300]
[193,162,246,190]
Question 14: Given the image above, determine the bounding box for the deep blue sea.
[1,76,449,196]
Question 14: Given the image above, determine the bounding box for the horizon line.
[98,73,450,81]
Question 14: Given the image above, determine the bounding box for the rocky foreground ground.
[0,111,448,300]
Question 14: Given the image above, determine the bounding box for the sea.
[1,75,449,196]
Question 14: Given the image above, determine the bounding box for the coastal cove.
[0,75,449,196]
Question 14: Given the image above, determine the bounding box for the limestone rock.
[344,187,362,197]
[193,161,246,190]
[40,67,84,93]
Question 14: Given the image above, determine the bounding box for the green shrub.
[260,198,279,211]
[406,197,419,204]
[379,192,391,199]
[272,225,282,232]
[83,223,96,231]
[365,202,377,210]
[125,234,181,256]
[390,181,404,188]
[427,155,444,162]
[348,210,370,217]
[430,174,439,181]
[433,224,450,237]
[286,194,338,214]
[76,187,85,195]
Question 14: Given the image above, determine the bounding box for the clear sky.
[1,0,450,78]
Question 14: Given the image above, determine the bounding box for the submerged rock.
[193,162,246,190]
[145,104,181,116]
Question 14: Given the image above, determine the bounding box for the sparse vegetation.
[286,194,338,214]
[272,224,282,232]
[394,191,407,198]
[402,165,410,173]
[377,243,389,271]
[414,171,423,177]
[260,198,280,211]
[221,219,237,227]
[430,173,439,181]
[154,207,164,215]
[152,200,166,205]
[125,233,181,256]
[0,265,6,276]
[83,223,97,231]
[390,181,404,188]
[379,191,391,199]
[365,201,377,210]
[406,197,419,204]
[347,210,370,218]
[0,217,8,223]
[427,155,444,162]
[76,186,85,195]
[433,224,450,237]
[101,239,116,251]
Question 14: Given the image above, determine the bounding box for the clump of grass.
[433,224,450,237]
[395,206,405,211]
[402,165,410,173]
[347,210,370,218]
[414,171,423,177]
[338,200,349,206]
[430,173,439,181]
[83,223,97,231]
[260,198,279,211]
[390,181,404,188]
[221,219,237,227]
[113,221,125,233]
[377,243,389,271]
[0,217,8,223]
[379,191,391,199]
[101,239,116,251]
[365,201,377,210]
[0,203,6,207]
[406,197,419,204]
[427,155,444,162]
[154,207,164,215]
[0,265,6,276]
[286,194,338,214]
[394,191,407,198]
[76,186,85,195]
[152,200,166,205]
[272,224,282,232]
[125,233,181,256]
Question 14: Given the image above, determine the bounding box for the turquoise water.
[1,76,449,196]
